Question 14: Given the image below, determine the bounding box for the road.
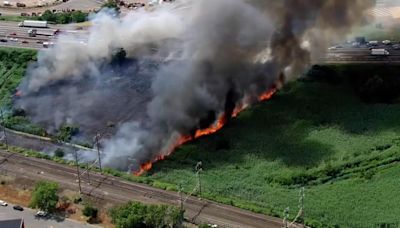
[0,202,95,228]
[0,21,89,50]
[0,150,287,228]
[319,44,400,64]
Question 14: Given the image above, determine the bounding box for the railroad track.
[0,150,285,228]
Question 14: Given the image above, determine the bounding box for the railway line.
[0,149,287,228]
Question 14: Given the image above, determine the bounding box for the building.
[0,218,25,228]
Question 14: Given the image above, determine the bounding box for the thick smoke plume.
[17,0,375,171]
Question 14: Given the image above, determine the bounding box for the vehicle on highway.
[9,38,18,42]
[36,210,48,217]
[22,40,29,44]
[393,44,400,50]
[43,41,54,48]
[328,45,342,50]
[0,39,7,42]
[28,29,59,37]
[36,41,43,44]
[9,32,16,36]
[13,205,23,211]
[371,48,390,56]
[382,40,391,45]
[18,20,48,28]
[368,40,379,46]
[0,200,8,206]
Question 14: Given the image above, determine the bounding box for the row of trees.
[38,10,88,24]
[29,181,183,227]
[109,201,183,228]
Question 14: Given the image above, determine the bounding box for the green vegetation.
[138,65,400,227]
[39,10,89,24]
[56,124,79,142]
[0,10,88,24]
[109,201,183,228]
[0,48,46,135]
[102,0,120,13]
[29,181,59,212]
[83,204,98,219]
[0,15,38,22]
[54,148,65,158]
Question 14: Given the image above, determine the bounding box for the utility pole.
[0,110,8,151]
[299,187,305,228]
[283,207,289,228]
[177,183,185,224]
[178,183,183,211]
[95,133,102,173]
[86,163,91,185]
[74,150,82,194]
[195,161,203,199]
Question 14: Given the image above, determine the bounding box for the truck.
[28,29,59,37]
[18,20,48,28]
[371,49,390,56]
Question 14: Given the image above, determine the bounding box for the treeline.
[38,10,88,24]
[110,201,183,228]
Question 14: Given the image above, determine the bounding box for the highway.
[0,21,88,50]
[320,43,400,64]
[0,149,289,228]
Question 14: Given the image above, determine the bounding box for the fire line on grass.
[134,88,277,176]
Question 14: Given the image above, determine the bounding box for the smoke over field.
[16,0,375,171]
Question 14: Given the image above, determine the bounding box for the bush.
[54,148,64,158]
[83,204,98,218]
[57,124,79,142]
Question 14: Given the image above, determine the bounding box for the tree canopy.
[29,181,59,212]
[109,201,183,228]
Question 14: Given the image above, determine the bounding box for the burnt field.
[14,55,159,142]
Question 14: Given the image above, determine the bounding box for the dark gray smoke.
[16,0,375,171]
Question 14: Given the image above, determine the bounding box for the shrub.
[83,204,98,218]
[54,148,64,158]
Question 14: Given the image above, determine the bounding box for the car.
[392,44,400,50]
[382,40,391,45]
[36,41,43,44]
[0,39,7,42]
[0,200,7,206]
[36,210,48,217]
[21,40,28,44]
[13,205,23,211]
[9,32,16,36]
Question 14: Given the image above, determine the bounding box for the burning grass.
[142,71,400,227]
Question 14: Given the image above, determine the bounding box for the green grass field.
[144,67,400,227]
[0,47,45,135]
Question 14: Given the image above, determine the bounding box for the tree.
[109,201,182,228]
[29,181,59,212]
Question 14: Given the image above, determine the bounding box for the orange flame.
[134,88,277,176]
